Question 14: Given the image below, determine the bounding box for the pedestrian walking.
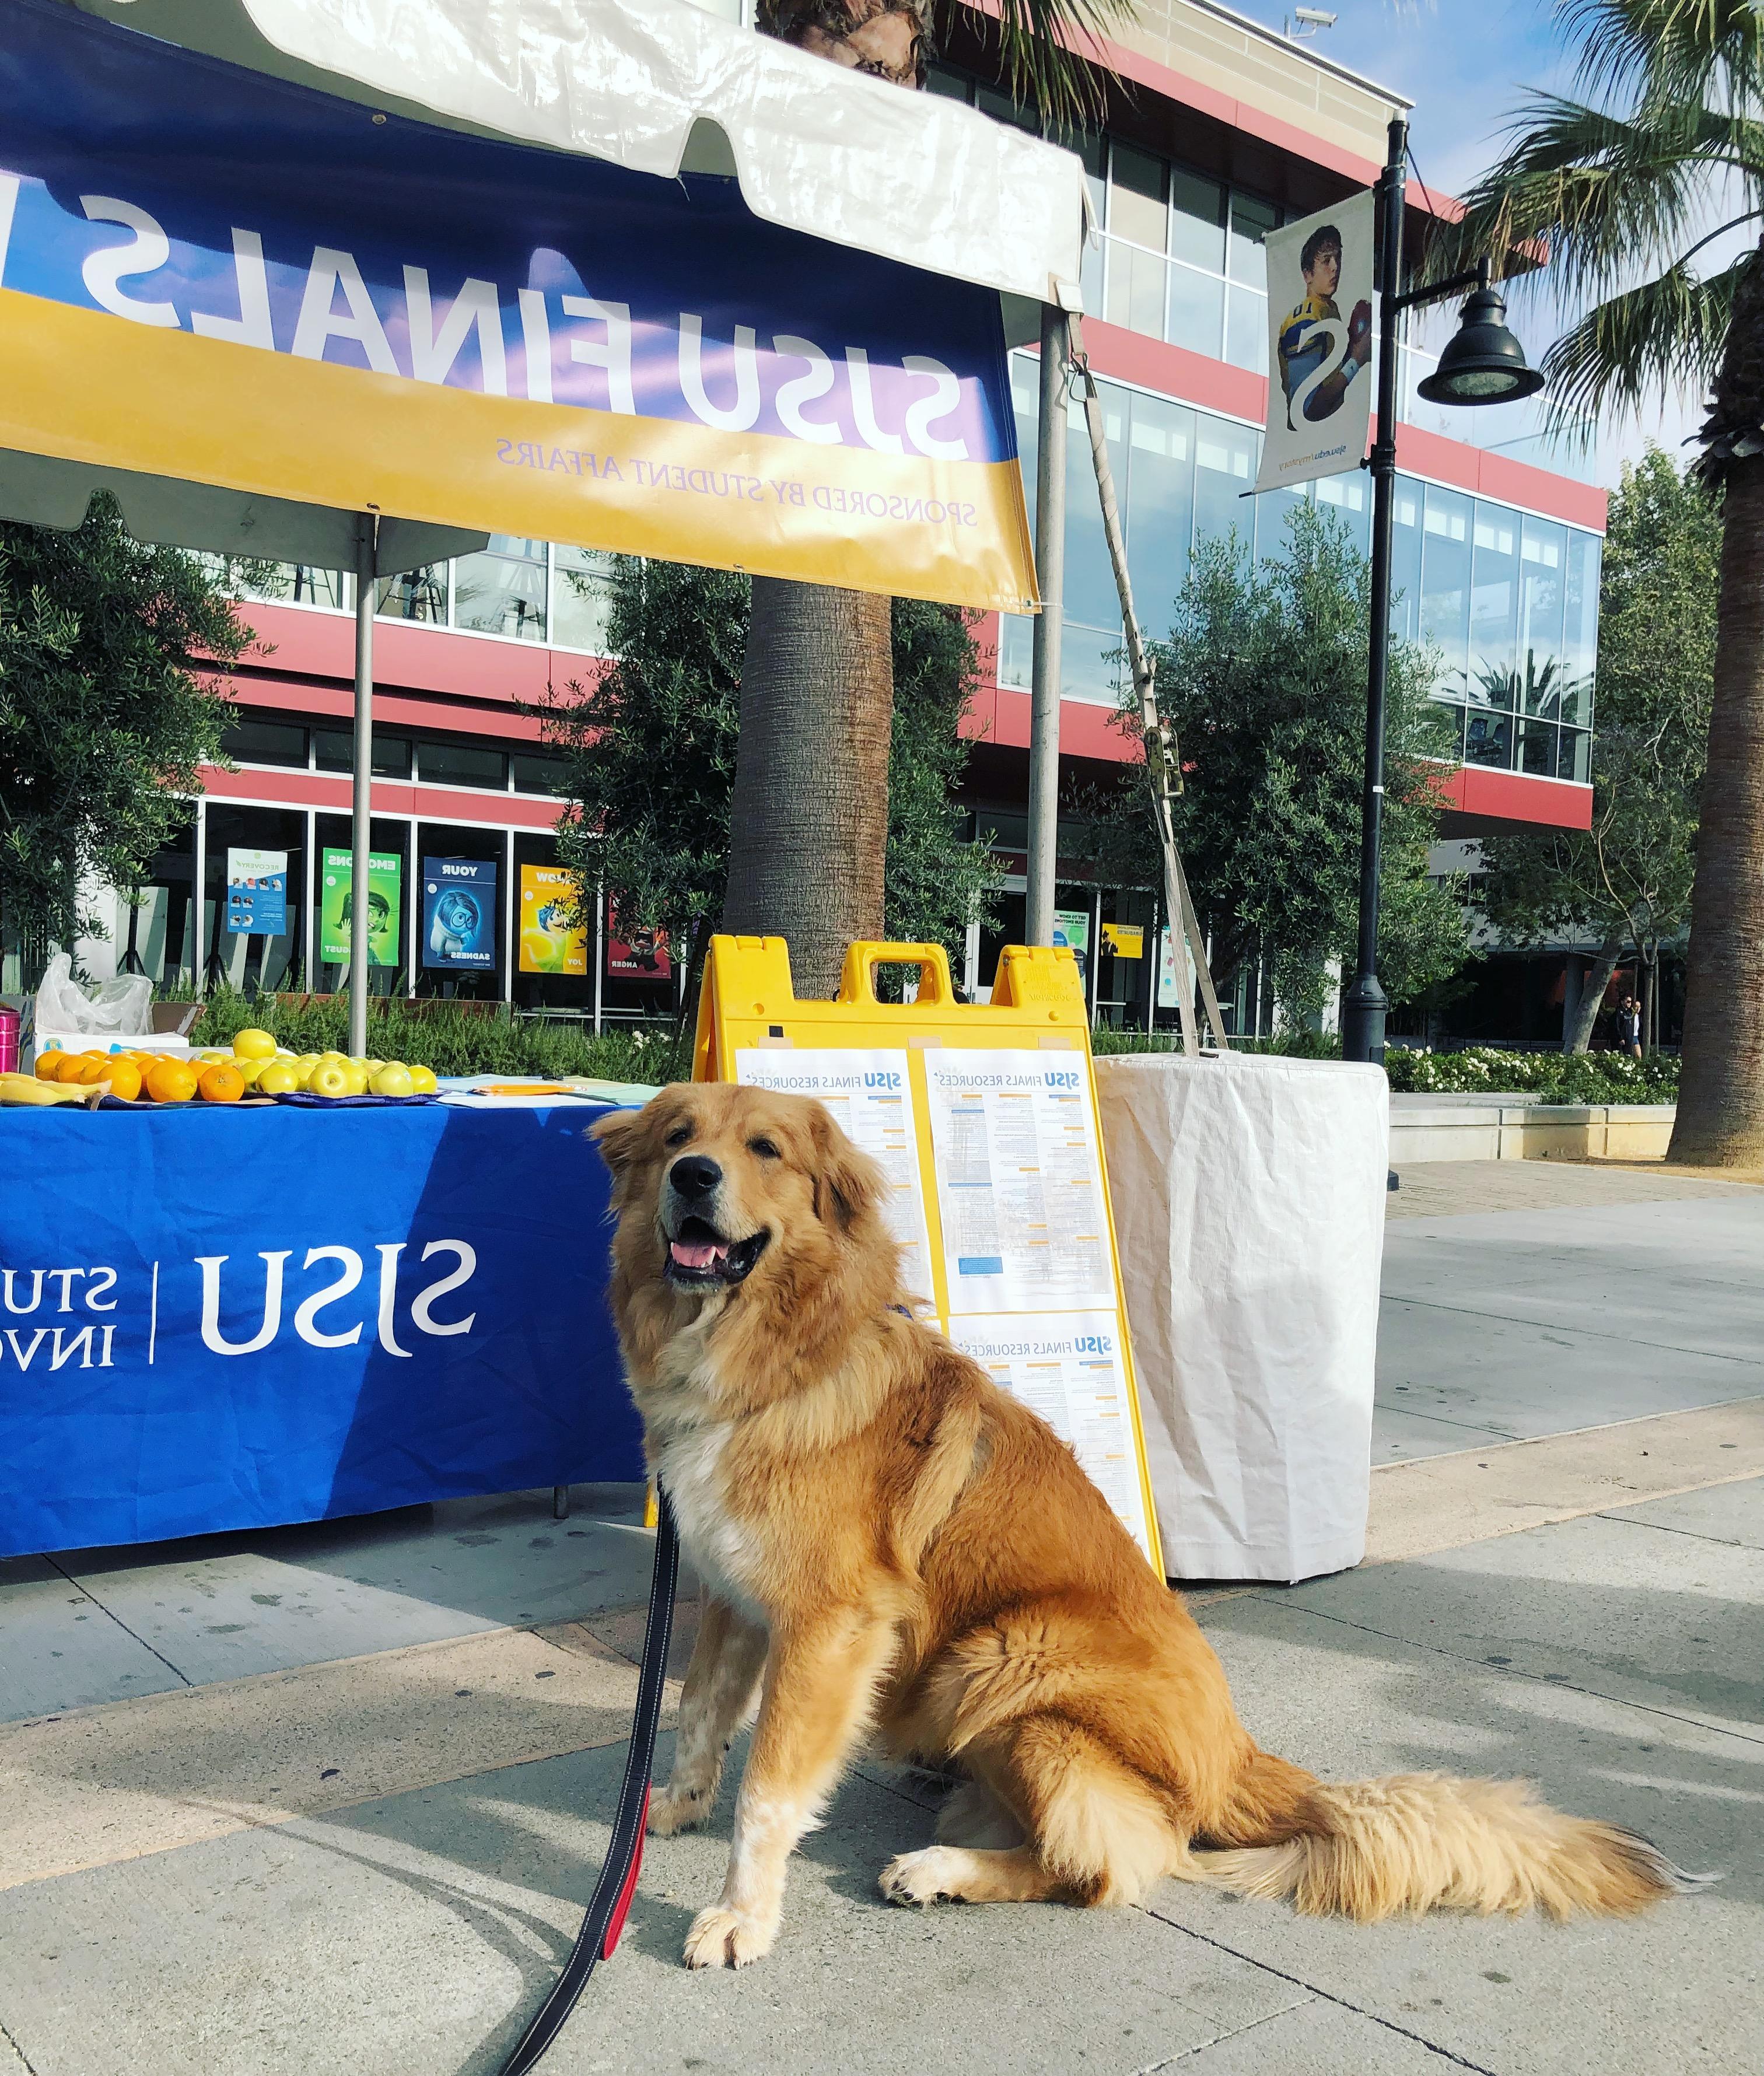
[1615,992,1643,1060]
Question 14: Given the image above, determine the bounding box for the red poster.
[605,901,672,982]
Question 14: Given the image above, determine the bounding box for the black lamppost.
[1340,117,1546,1065]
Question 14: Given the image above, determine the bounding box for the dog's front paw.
[683,1905,774,1969]
[648,1784,713,1837]
[879,1847,964,1907]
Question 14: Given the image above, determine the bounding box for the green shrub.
[1384,1045,1678,1104]
[189,990,692,1086]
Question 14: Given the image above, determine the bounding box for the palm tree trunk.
[1565,928,1622,1054]
[719,2,925,997]
[1668,453,1764,1165]
[722,577,894,997]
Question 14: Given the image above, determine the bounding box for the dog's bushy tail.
[1191,1751,1710,1922]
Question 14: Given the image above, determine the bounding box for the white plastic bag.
[34,953,153,1038]
[1095,1050,1388,1583]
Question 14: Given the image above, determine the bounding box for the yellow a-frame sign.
[695,934,1165,1575]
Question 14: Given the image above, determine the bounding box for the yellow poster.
[518,866,587,975]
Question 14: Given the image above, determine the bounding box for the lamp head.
[1416,274,1545,408]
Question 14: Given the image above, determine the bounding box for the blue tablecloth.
[0,1102,642,1557]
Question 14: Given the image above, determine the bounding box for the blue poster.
[224,846,288,936]
[0,1103,642,1557]
[423,857,497,971]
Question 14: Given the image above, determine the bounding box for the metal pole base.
[553,1484,570,1522]
[1340,973,1389,1066]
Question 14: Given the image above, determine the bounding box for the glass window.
[1063,382,1128,631]
[1562,530,1601,728]
[1256,480,1310,565]
[977,85,1039,134]
[416,738,510,789]
[1105,240,1170,339]
[1228,195,1278,288]
[1464,709,1514,769]
[1518,716,1556,776]
[232,562,348,611]
[222,717,308,768]
[924,64,972,101]
[1431,701,1468,762]
[453,535,548,641]
[552,544,618,653]
[1469,504,1520,705]
[1558,726,1591,783]
[998,612,1034,690]
[314,729,412,779]
[1108,142,1168,251]
[1072,129,1107,223]
[1192,419,1258,561]
[1389,482,1423,645]
[512,751,571,796]
[1517,517,1566,712]
[1168,169,1226,273]
[1419,484,1472,699]
[1062,622,1126,706]
[1125,392,1196,623]
[1224,286,1268,374]
[376,565,447,623]
[1166,262,1224,358]
[1315,471,1371,555]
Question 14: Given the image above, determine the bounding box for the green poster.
[320,847,402,967]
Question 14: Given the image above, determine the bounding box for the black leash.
[494,1490,679,2076]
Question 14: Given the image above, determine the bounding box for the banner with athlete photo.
[1254,192,1375,494]
[0,0,1034,611]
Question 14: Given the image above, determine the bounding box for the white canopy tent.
[11,0,1091,1045]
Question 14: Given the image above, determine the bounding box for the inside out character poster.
[1254,191,1375,495]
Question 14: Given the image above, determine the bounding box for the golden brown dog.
[592,1081,1697,1970]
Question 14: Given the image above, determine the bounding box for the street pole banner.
[0,0,1036,612]
[1254,191,1375,495]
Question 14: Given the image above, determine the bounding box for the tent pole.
[1025,302,1068,950]
[350,514,376,1060]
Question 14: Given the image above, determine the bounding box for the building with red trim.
[100,0,1602,1034]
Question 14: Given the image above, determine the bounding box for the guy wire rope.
[1066,314,1229,1055]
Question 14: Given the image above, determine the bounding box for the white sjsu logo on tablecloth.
[0,1244,479,1366]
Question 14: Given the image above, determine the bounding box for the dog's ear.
[590,1106,650,1186]
[807,1105,885,1232]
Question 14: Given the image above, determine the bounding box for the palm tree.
[725,0,1127,997]
[1446,0,1764,1163]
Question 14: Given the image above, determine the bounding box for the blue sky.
[1229,0,1704,480]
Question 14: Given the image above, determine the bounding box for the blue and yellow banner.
[0,0,1036,610]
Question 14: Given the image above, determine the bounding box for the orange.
[33,1050,63,1079]
[144,1056,200,1104]
[103,1059,143,1103]
[198,1061,246,1104]
[74,1055,113,1085]
[52,1052,92,1083]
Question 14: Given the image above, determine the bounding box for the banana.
[0,1073,101,1106]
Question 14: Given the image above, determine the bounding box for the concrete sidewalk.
[1,1160,1759,2075]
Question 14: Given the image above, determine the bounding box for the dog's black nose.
[670,1154,722,1199]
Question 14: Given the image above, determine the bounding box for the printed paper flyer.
[223,847,288,936]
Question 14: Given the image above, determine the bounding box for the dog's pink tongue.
[670,1238,722,1270]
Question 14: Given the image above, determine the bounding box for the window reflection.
[552,544,618,653]
[1420,486,1472,701]
[454,536,547,641]
[376,565,447,623]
